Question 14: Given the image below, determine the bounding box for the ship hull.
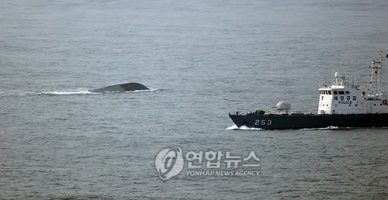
[229,113,388,130]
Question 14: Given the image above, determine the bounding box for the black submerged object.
[91,82,149,93]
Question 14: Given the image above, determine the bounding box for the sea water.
[1,0,388,199]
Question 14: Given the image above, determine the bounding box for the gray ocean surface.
[1,0,388,199]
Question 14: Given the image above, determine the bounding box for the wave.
[226,125,262,131]
[0,88,159,97]
[227,125,388,131]
[38,89,96,96]
[38,88,159,95]
[319,126,340,130]
[130,88,159,92]
[226,124,345,131]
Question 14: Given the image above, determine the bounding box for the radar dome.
[276,101,291,110]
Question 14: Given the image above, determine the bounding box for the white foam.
[301,126,349,131]
[226,125,262,131]
[226,125,239,130]
[38,89,97,96]
[130,88,158,92]
[319,126,340,130]
[38,88,159,95]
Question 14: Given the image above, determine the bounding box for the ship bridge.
[318,51,388,115]
[318,73,363,114]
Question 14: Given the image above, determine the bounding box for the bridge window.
[353,96,357,100]
[339,91,345,95]
[334,96,338,100]
[340,96,344,100]
[347,96,350,100]
[334,91,338,95]
[320,90,332,95]
[346,91,350,94]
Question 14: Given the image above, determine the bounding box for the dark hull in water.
[91,82,148,93]
[229,113,388,130]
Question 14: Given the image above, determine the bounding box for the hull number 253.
[255,119,272,126]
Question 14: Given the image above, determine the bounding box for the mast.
[368,50,384,98]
